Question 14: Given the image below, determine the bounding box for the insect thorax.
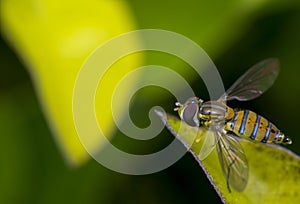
[199,101,234,127]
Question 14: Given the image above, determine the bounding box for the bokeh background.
[1,0,300,203]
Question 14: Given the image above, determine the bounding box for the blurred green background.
[1,0,300,203]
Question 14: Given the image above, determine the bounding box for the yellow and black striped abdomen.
[225,110,291,144]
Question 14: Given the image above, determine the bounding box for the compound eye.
[182,103,199,127]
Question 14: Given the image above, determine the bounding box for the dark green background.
[1,1,299,203]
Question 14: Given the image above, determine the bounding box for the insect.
[174,58,292,192]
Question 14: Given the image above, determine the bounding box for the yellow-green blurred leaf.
[156,110,300,204]
[0,0,142,166]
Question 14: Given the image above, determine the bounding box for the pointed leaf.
[156,110,300,204]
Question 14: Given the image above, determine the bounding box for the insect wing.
[215,131,248,192]
[199,131,217,160]
[218,58,279,102]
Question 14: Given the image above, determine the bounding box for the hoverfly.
[174,58,292,192]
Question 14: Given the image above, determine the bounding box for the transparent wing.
[215,131,248,192]
[199,131,217,160]
[218,58,279,102]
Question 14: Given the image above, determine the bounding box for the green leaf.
[0,0,142,166]
[156,110,300,204]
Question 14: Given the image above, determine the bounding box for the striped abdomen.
[225,110,291,144]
